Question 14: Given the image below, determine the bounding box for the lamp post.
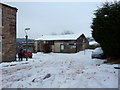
[25,28,30,61]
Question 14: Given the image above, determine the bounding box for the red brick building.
[0,3,17,62]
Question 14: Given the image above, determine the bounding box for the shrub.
[43,44,52,53]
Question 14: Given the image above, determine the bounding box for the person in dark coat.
[18,48,23,61]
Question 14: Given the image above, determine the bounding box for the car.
[22,49,33,58]
[92,47,106,59]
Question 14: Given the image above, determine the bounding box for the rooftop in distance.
[35,34,84,41]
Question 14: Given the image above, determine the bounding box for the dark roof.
[0,3,18,10]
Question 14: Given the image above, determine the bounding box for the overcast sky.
[5,2,102,39]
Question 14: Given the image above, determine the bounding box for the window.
[69,43,76,45]
[47,41,54,45]
[69,43,74,45]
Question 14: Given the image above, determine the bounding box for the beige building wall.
[51,45,54,52]
[54,42,63,53]
[34,41,38,52]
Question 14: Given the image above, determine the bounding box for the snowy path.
[1,50,118,88]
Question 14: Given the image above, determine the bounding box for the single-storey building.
[35,34,89,53]
[0,3,17,62]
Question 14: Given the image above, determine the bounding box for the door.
[60,44,64,53]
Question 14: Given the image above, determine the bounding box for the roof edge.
[35,33,83,41]
[0,3,18,10]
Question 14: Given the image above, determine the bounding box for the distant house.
[16,38,35,53]
[35,34,89,53]
[19,42,35,53]
[0,3,17,62]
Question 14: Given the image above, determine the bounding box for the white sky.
[3,2,103,39]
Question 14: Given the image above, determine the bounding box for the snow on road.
[1,50,118,88]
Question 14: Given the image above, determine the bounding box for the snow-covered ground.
[0,50,118,88]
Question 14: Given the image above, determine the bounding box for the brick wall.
[2,4,17,62]
[0,4,2,62]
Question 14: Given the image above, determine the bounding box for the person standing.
[18,48,23,61]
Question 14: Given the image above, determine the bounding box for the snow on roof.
[35,34,82,41]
